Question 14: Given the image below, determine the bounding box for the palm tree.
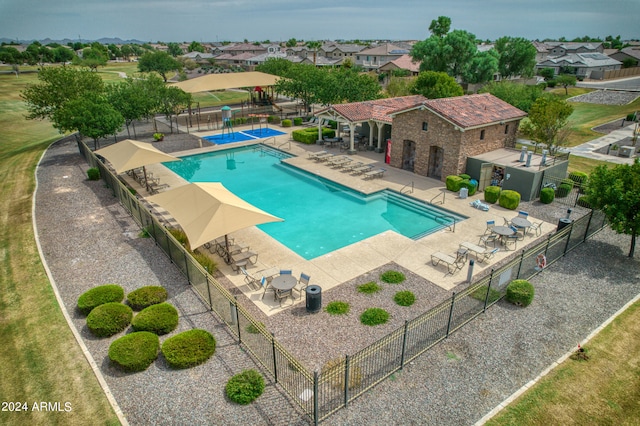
[306,41,322,65]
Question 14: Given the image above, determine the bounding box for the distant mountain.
[0,37,147,45]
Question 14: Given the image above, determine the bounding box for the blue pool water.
[203,128,286,144]
[164,145,466,259]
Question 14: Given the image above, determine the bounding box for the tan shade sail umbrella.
[95,139,181,191]
[147,182,283,250]
[169,71,280,93]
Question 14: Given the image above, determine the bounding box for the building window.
[480,129,485,140]
[504,124,509,134]
[422,122,428,131]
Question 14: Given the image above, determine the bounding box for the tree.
[274,63,323,112]
[167,42,183,57]
[188,41,205,53]
[320,67,381,104]
[494,36,537,78]
[385,76,413,97]
[22,66,104,123]
[519,94,573,153]
[556,74,577,95]
[428,16,451,38]
[53,94,123,149]
[107,75,161,138]
[285,38,298,48]
[410,71,463,99]
[74,46,108,71]
[120,44,134,61]
[306,41,322,65]
[256,57,292,76]
[464,49,499,84]
[0,45,23,75]
[52,46,75,64]
[587,159,640,257]
[138,50,182,82]
[479,81,543,112]
[539,67,555,81]
[156,86,191,133]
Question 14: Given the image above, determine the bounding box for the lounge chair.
[314,153,335,162]
[230,250,258,272]
[351,164,374,175]
[342,161,364,172]
[328,157,352,168]
[459,242,500,263]
[363,168,386,179]
[302,117,317,127]
[308,150,328,160]
[240,267,261,291]
[430,251,465,274]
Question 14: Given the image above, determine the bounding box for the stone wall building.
[389,93,527,181]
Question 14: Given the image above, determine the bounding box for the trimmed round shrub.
[394,291,416,307]
[446,175,464,192]
[380,270,405,284]
[357,281,381,294]
[556,183,572,198]
[505,279,535,307]
[131,303,179,335]
[360,308,390,326]
[459,173,471,180]
[226,370,265,405]
[484,186,501,204]
[281,119,292,127]
[77,284,125,315]
[577,195,592,209]
[87,167,100,181]
[127,286,168,310]
[293,117,303,126]
[498,190,521,210]
[568,171,588,186]
[326,301,350,315]
[459,179,478,196]
[86,302,133,337]
[108,331,159,372]
[162,329,216,369]
[540,187,555,204]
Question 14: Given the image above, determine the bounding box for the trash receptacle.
[557,218,572,232]
[459,187,468,199]
[306,285,322,313]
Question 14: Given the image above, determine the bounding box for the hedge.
[86,302,133,337]
[291,127,335,144]
[293,117,303,126]
[484,186,501,204]
[108,331,159,372]
[131,303,179,335]
[446,175,464,192]
[498,190,521,210]
[127,286,168,311]
[568,171,588,186]
[162,329,216,369]
[556,183,572,198]
[281,119,292,127]
[77,284,125,315]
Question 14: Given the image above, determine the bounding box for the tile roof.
[322,95,427,123]
[420,93,527,128]
[381,54,420,73]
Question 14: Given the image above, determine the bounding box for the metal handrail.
[434,213,456,233]
[430,191,445,205]
[277,139,291,150]
[400,181,414,194]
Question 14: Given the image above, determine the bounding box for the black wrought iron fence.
[78,139,607,425]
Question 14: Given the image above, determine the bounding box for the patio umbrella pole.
[225,234,231,264]
[143,166,150,192]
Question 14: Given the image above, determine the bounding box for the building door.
[479,163,493,191]
[428,146,443,180]
[401,140,416,172]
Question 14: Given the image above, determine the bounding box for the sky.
[0,0,637,44]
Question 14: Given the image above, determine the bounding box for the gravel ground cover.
[36,125,640,425]
[568,89,640,105]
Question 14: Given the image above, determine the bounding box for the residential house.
[610,46,640,67]
[355,43,412,71]
[534,41,621,78]
[379,54,421,77]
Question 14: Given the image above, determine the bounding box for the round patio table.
[492,226,515,237]
[511,217,532,229]
[270,274,297,292]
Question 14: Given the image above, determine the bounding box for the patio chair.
[430,251,465,274]
[275,288,294,307]
[279,269,292,275]
[363,168,386,179]
[294,273,311,299]
[528,221,543,237]
[479,234,498,248]
[481,247,500,262]
[504,235,518,251]
[484,220,496,235]
[518,211,529,218]
[509,225,525,241]
[503,217,512,227]
[241,267,261,291]
[259,276,275,300]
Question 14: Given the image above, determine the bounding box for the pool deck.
[133,129,555,316]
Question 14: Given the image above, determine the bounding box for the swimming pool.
[165,145,466,259]
[203,128,286,144]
